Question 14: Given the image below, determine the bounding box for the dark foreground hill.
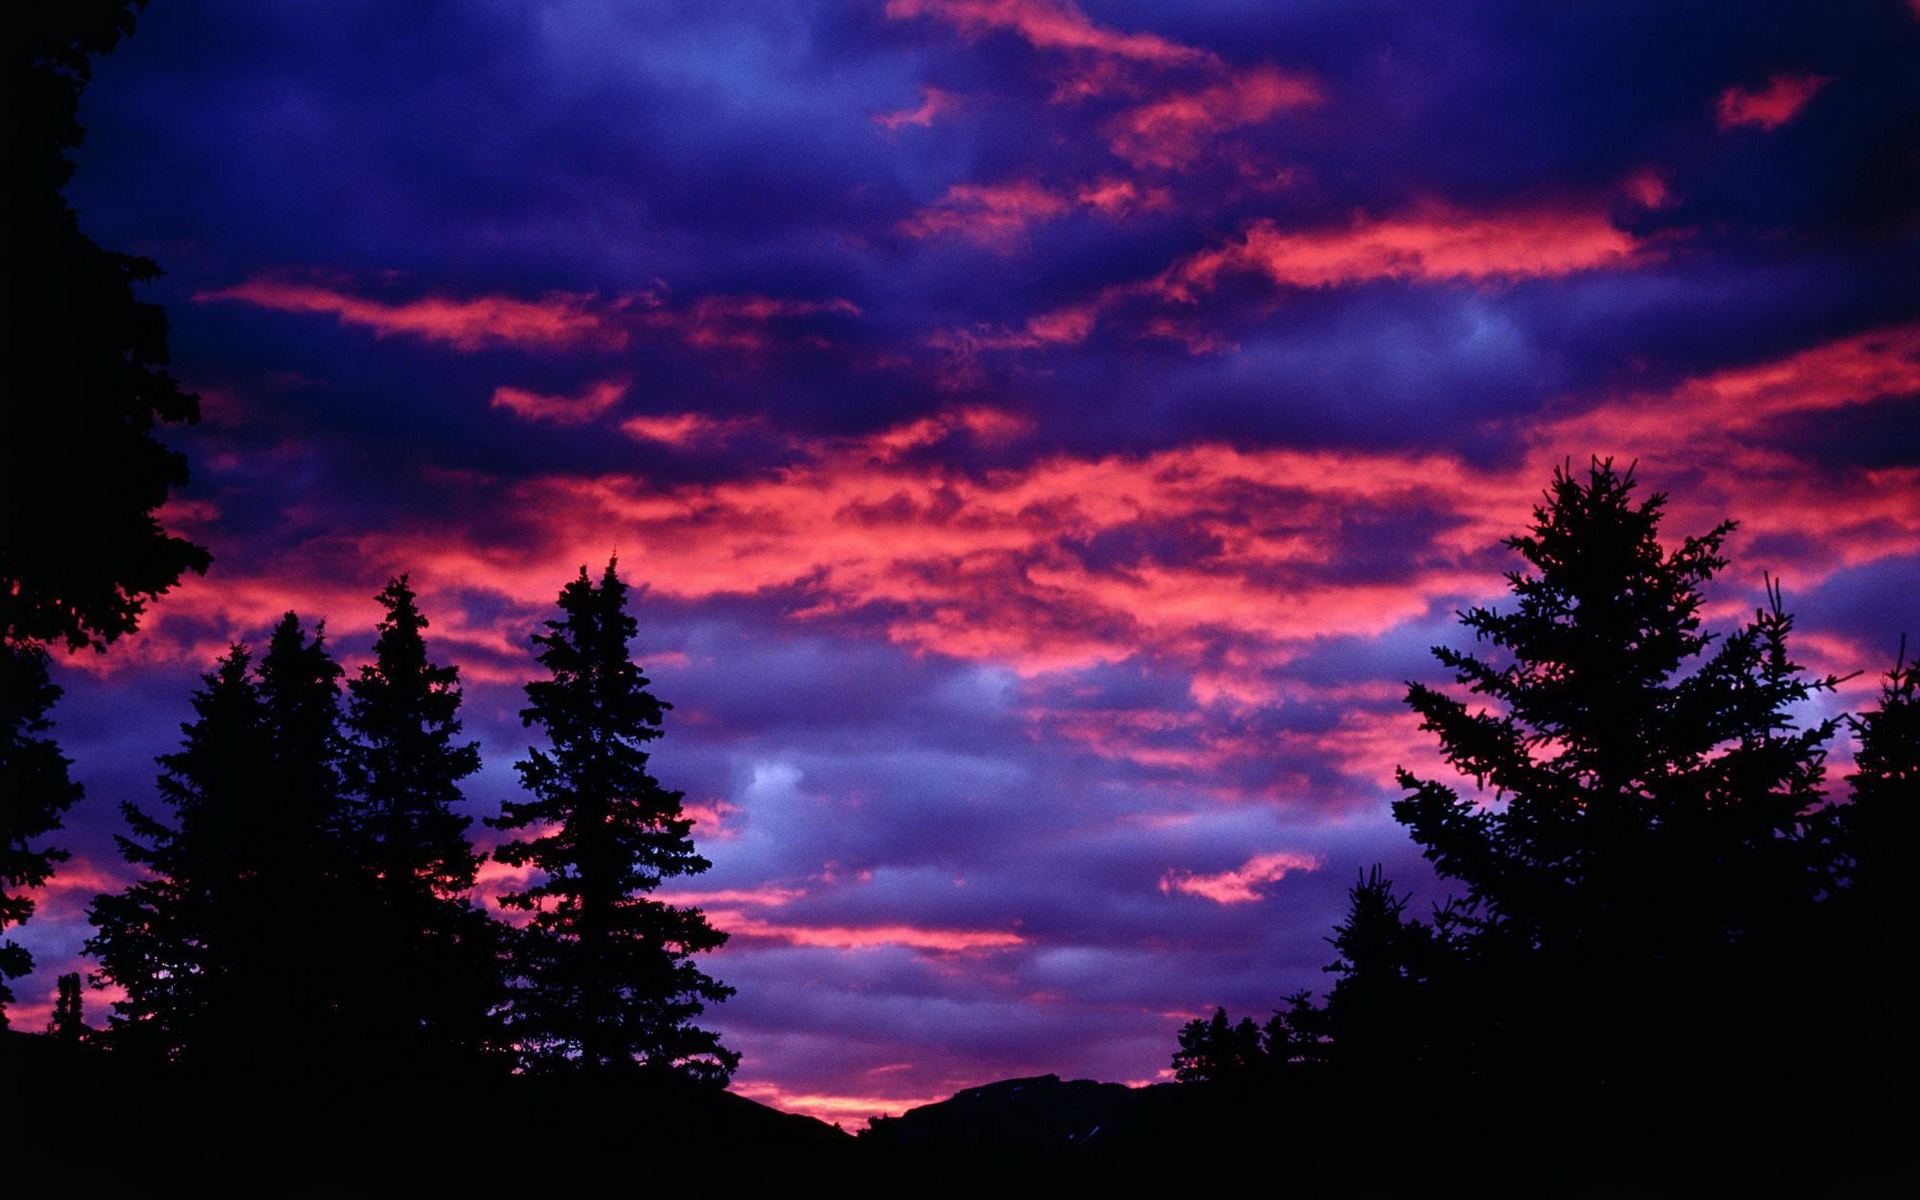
[9,1032,1909,1196]
[4,1028,854,1192]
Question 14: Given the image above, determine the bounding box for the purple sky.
[16,0,1920,1122]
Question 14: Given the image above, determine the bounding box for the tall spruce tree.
[490,560,737,1081]
[88,615,357,1068]
[1393,459,1840,1088]
[87,644,266,1061]
[344,576,499,1071]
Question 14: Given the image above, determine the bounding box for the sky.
[14,0,1920,1124]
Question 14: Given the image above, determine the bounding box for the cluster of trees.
[76,562,738,1082]
[1174,461,1914,1121]
[3,3,737,1083]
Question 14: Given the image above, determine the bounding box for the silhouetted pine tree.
[47,970,84,1045]
[87,644,266,1060]
[88,615,358,1069]
[490,560,737,1081]
[1171,1007,1265,1083]
[344,576,501,1072]
[1831,645,1918,1110]
[1393,459,1840,1092]
[1317,867,1446,1077]
[1,645,83,1026]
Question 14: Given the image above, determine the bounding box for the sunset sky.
[18,0,1920,1123]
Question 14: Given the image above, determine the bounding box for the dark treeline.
[74,562,737,1086]
[1166,460,1915,1173]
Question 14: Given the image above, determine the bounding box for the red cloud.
[1075,176,1173,218]
[1107,65,1321,169]
[974,199,1650,350]
[708,909,1026,952]
[875,86,961,130]
[900,180,1074,250]
[1156,201,1646,300]
[84,323,1918,744]
[197,275,626,351]
[490,378,628,425]
[1715,73,1829,131]
[641,293,861,355]
[1160,851,1321,903]
[884,0,1204,67]
[620,411,754,448]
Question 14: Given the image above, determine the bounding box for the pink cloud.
[197,275,626,351]
[874,86,961,130]
[1715,73,1829,131]
[84,323,1918,742]
[968,198,1650,350]
[900,180,1074,250]
[1619,168,1676,210]
[489,378,628,425]
[1076,176,1174,218]
[1107,65,1321,169]
[619,411,754,448]
[1155,201,1647,300]
[641,293,862,355]
[1160,851,1321,903]
[709,909,1026,952]
[884,0,1205,67]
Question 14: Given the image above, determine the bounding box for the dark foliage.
[87,616,359,1070]
[3,0,209,653]
[1172,459,1871,1148]
[47,970,85,1044]
[2,0,204,1031]
[1391,459,1842,1090]
[490,560,736,1081]
[342,577,502,1072]
[1170,1007,1263,1084]
[0,645,83,1024]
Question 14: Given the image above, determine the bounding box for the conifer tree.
[1,645,83,1026]
[1393,459,1840,1083]
[48,970,84,1045]
[490,560,737,1081]
[87,644,266,1060]
[88,615,357,1067]
[344,576,499,1070]
[1171,1007,1265,1083]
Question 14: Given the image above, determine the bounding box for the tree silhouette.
[1,645,83,1025]
[87,643,266,1060]
[343,576,500,1072]
[490,560,737,1081]
[1393,458,1840,1087]
[1317,867,1448,1077]
[1831,644,1918,1109]
[1171,1007,1265,1083]
[5,0,209,652]
[88,615,359,1069]
[4,0,208,1031]
[47,970,85,1046]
